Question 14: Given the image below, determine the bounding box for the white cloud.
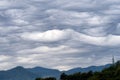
[20,29,73,42]
[0,0,10,8]
[83,27,107,36]
[0,62,12,70]
[0,55,11,62]
[13,19,29,25]
[0,0,120,70]
[45,9,107,26]
[17,56,38,64]
[20,29,120,46]
[17,45,84,54]
[76,33,120,46]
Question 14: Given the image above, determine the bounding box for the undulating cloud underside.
[0,0,120,70]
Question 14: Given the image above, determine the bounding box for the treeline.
[36,77,56,80]
[35,61,120,80]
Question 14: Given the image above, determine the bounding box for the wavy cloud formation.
[0,0,120,70]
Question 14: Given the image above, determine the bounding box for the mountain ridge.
[64,64,111,74]
[0,64,111,80]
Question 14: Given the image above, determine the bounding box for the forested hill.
[59,60,120,80]
[35,60,120,80]
[0,64,110,80]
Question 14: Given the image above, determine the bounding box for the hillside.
[27,67,61,78]
[0,66,37,80]
[64,64,111,75]
[59,61,120,80]
[0,64,111,80]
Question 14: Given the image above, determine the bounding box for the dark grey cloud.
[0,0,120,70]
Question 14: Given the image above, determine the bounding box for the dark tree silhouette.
[60,73,67,80]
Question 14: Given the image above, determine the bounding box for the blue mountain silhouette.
[0,64,111,80]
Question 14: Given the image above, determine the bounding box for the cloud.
[20,28,120,46]
[0,37,9,44]
[0,55,11,62]
[0,0,10,9]
[83,27,107,36]
[0,55,13,70]
[45,9,107,27]
[20,29,72,42]
[17,45,86,55]
[0,0,120,70]
[75,32,120,46]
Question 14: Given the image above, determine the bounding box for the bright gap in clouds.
[0,0,120,70]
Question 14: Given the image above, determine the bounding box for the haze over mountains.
[0,64,111,80]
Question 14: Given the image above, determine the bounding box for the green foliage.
[59,60,120,80]
[60,72,93,80]
[35,60,120,80]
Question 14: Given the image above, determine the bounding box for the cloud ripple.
[0,0,120,70]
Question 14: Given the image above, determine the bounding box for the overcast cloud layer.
[0,0,120,70]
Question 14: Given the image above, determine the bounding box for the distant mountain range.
[0,64,111,80]
[64,64,111,75]
[0,66,37,80]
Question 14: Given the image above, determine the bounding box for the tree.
[44,77,56,80]
[60,73,67,80]
[35,77,56,80]
[35,78,43,80]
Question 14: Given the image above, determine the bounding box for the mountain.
[27,67,61,79]
[0,64,111,80]
[0,66,38,80]
[64,64,111,75]
[60,61,120,80]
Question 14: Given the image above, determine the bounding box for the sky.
[0,0,120,71]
